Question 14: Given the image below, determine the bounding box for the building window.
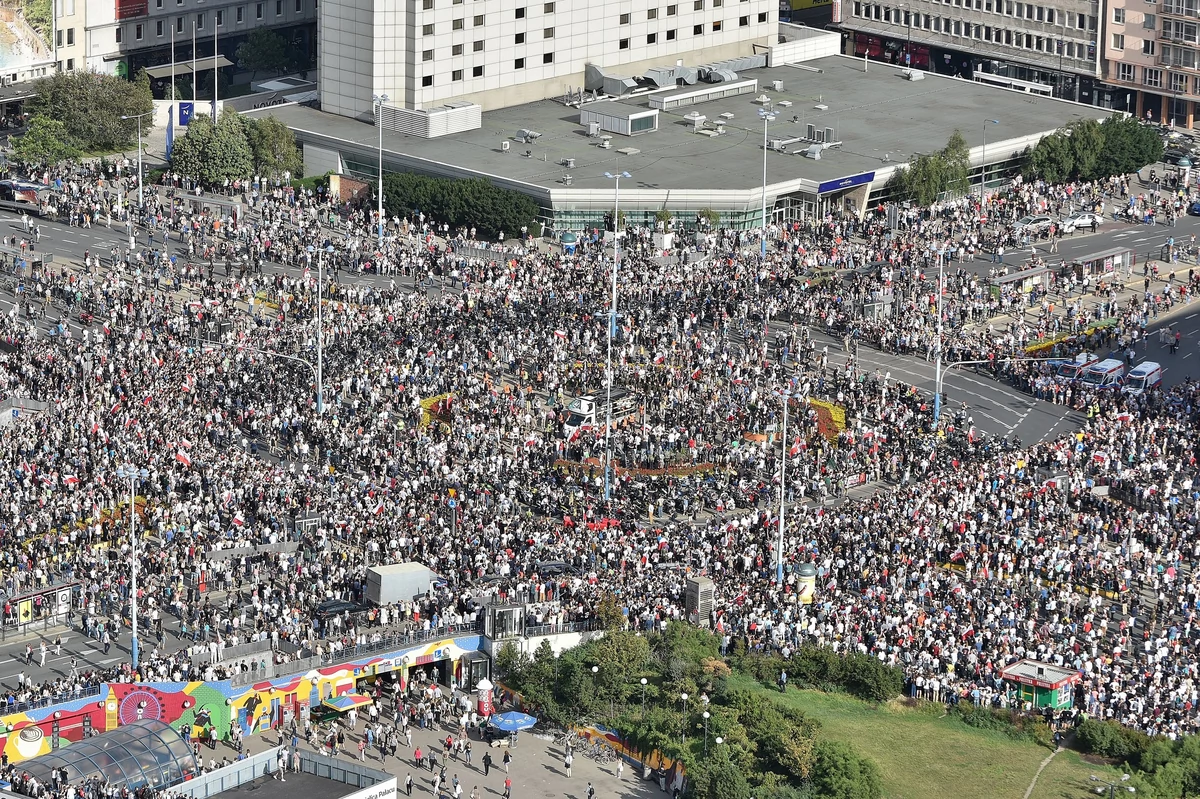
[452,43,463,54]
[452,69,463,81]
[156,0,162,7]
[473,14,485,24]
[667,3,677,12]
[422,75,433,86]
[115,27,122,42]
[1111,32,1123,48]
[473,65,484,76]
[275,0,282,15]
[453,17,464,28]
[423,22,435,33]
[216,9,224,25]
[1143,39,1155,54]
[712,19,722,29]
[667,27,676,38]
[55,29,62,47]
[543,51,553,62]
[236,5,244,22]
[196,12,203,28]
[693,23,703,33]
[473,39,484,50]
[1143,67,1162,86]
[620,12,630,22]
[135,23,143,39]
[66,58,73,70]
[693,0,703,8]
[648,7,658,17]
[647,31,657,42]
[422,48,434,60]
[619,37,630,47]
[156,20,164,35]
[1112,7,1123,22]
[177,16,184,32]
[544,26,554,36]
[1171,71,1187,91]
[739,14,748,24]
[1144,13,1156,28]
[544,1,555,10]
[757,11,767,20]
[256,2,263,18]
[66,28,75,45]
[514,57,525,68]
[515,32,525,42]
[1117,62,1134,81]
[424,0,434,8]
[515,6,525,16]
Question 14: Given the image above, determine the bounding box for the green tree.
[1093,114,1163,179]
[939,129,972,198]
[1024,132,1075,183]
[246,115,302,178]
[236,29,290,78]
[26,71,153,153]
[697,744,751,799]
[1066,118,1104,180]
[199,109,253,186]
[169,113,214,182]
[12,115,80,165]
[382,173,538,239]
[594,593,626,632]
[808,739,883,799]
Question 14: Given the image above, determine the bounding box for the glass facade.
[22,719,197,791]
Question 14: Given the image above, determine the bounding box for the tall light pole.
[899,4,912,65]
[373,94,390,248]
[702,711,710,753]
[980,119,999,199]
[931,242,949,422]
[680,693,689,743]
[1090,774,1135,799]
[121,111,152,209]
[115,464,149,672]
[758,107,776,257]
[602,170,631,502]
[776,383,806,584]
[640,677,648,717]
[307,244,334,414]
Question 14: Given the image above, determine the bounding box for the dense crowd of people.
[0,154,1195,753]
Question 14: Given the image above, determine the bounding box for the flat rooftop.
[216,772,350,799]
[265,54,1101,194]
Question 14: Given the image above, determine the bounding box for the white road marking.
[1188,313,1199,320]
[1133,238,1151,243]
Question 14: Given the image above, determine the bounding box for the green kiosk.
[999,659,1080,710]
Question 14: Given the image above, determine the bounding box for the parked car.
[1188,200,1200,216]
[1013,215,1054,233]
[315,598,370,618]
[1059,212,1103,233]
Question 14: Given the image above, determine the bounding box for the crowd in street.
[0,157,1196,745]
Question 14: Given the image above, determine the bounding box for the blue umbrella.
[489,711,538,732]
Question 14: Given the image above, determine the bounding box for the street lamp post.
[640,677,648,717]
[373,94,390,248]
[602,170,631,502]
[899,4,912,65]
[1090,775,1135,799]
[980,119,999,199]
[115,464,149,673]
[702,710,711,753]
[306,244,334,413]
[120,111,153,210]
[775,384,805,584]
[758,107,776,257]
[931,242,948,422]
[680,692,689,743]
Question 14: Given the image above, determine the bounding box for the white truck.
[562,388,640,441]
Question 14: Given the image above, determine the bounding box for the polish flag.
[221,489,233,507]
[102,322,110,336]
[691,368,702,380]
[175,450,192,467]
[554,330,567,339]
[232,512,245,527]
[110,402,120,415]
[142,396,153,407]
[373,500,385,515]
[63,475,79,486]
[179,438,193,450]
[90,422,100,435]
[654,355,665,365]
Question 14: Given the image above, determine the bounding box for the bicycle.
[554,730,581,751]
[586,741,617,763]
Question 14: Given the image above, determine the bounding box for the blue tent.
[488,711,538,732]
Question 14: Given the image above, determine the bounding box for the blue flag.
[166,110,174,161]
[179,102,193,125]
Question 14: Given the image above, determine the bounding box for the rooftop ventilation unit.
[801,144,823,159]
[902,69,925,81]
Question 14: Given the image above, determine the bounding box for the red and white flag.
[554,330,567,339]
[179,438,193,450]
[63,475,79,486]
[373,500,385,515]
[232,512,245,527]
[691,368,702,381]
[175,450,192,467]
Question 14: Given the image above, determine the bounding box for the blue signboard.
[179,102,194,126]
[817,171,876,195]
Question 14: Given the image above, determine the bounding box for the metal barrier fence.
[0,683,102,716]
[525,619,601,638]
[171,747,283,799]
[299,751,393,789]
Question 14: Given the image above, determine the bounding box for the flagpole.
[170,24,175,103]
[213,21,218,120]
[191,20,196,103]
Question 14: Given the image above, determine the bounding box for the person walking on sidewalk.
[564,752,573,778]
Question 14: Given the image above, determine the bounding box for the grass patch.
[728,674,1112,799]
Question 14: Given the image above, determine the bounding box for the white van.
[1121,361,1164,396]
[1079,358,1127,391]
[562,388,639,441]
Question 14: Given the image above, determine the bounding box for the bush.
[950,704,1054,748]
[382,172,539,240]
[1077,718,1153,762]
[808,739,883,799]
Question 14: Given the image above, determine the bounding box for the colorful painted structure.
[0,634,483,764]
[998,659,1080,710]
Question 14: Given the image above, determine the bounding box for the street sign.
[10,409,16,419]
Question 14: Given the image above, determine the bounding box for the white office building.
[319,0,779,120]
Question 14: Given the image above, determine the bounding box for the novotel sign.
[817,171,876,195]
